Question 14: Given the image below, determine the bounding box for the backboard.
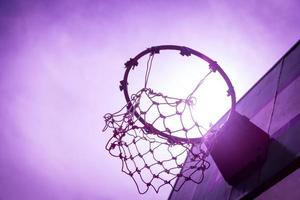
[168,39,300,200]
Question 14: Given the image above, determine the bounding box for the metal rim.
[120,45,236,144]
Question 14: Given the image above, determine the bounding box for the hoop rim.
[120,45,236,144]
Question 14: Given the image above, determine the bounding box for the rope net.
[103,88,211,193]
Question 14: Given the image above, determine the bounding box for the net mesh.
[103,88,211,193]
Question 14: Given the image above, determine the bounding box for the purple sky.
[0,0,299,199]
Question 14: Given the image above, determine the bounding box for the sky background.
[0,0,299,200]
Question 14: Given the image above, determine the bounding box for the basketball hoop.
[103,45,236,193]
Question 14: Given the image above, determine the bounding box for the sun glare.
[127,49,231,136]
